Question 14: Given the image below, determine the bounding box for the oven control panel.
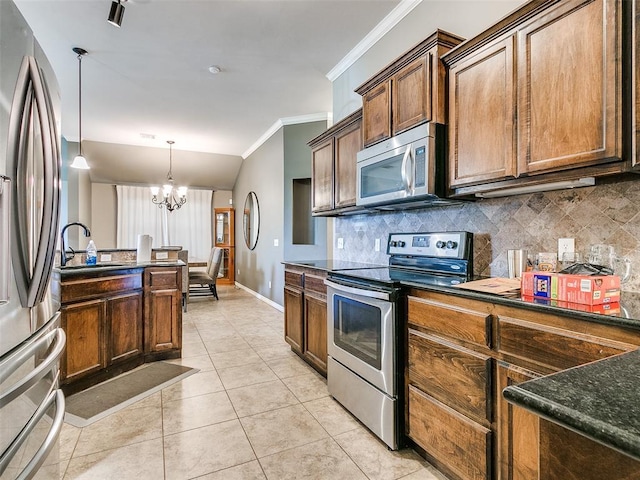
[387,232,471,259]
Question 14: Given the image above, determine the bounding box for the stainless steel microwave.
[356,123,449,209]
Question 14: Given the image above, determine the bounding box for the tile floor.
[57,285,449,480]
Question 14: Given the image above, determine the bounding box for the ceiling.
[13,0,400,189]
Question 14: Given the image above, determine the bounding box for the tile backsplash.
[334,175,640,292]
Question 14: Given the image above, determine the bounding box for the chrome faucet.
[60,222,91,266]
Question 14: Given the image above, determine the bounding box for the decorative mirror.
[243,191,260,250]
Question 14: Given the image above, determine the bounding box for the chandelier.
[150,140,187,212]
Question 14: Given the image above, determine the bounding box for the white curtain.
[116,185,212,260]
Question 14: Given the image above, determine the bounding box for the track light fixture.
[108,0,125,27]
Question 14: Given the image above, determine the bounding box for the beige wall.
[91,184,117,248]
[213,190,233,209]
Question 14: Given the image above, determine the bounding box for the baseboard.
[234,282,284,312]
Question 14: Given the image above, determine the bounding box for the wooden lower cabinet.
[409,386,492,480]
[284,285,304,354]
[107,291,143,364]
[144,267,182,357]
[61,299,106,383]
[283,265,327,376]
[407,289,640,480]
[303,293,327,373]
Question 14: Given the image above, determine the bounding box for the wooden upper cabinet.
[517,0,621,175]
[334,119,362,208]
[393,56,430,134]
[448,36,517,188]
[311,138,334,213]
[632,0,640,169]
[362,81,391,146]
[357,30,464,148]
[309,109,363,215]
[443,0,624,196]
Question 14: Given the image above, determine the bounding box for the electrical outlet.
[100,253,112,262]
[337,238,344,249]
[268,281,272,289]
[374,238,381,252]
[156,252,169,260]
[274,239,279,247]
[237,269,240,275]
[558,238,575,254]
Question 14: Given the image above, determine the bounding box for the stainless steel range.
[325,231,473,450]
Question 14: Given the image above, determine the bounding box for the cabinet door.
[497,362,541,480]
[362,80,391,146]
[334,120,362,208]
[303,293,327,375]
[284,285,304,354]
[393,56,430,135]
[61,299,105,383]
[311,138,334,213]
[217,247,235,285]
[147,288,181,352]
[517,0,621,175]
[107,291,143,365]
[449,35,517,188]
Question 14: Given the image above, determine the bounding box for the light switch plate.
[274,239,279,247]
[337,238,344,249]
[374,239,381,252]
[558,238,575,254]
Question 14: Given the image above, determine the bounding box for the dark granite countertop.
[55,260,184,277]
[282,259,385,272]
[503,349,640,461]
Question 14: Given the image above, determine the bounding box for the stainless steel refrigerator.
[0,1,66,479]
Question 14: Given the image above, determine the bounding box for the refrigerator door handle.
[0,387,65,479]
[0,326,65,408]
[0,176,10,304]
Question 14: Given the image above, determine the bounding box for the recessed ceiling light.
[208,65,222,75]
[140,133,156,139]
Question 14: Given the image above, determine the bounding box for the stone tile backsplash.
[334,175,640,292]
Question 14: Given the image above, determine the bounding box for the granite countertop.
[282,259,385,272]
[55,259,185,276]
[503,349,640,461]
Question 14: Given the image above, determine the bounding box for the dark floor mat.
[64,362,198,427]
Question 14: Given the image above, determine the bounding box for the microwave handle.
[400,146,413,194]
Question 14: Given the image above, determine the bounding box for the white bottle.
[86,240,97,265]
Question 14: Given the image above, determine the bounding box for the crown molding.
[326,0,423,82]
[242,112,331,159]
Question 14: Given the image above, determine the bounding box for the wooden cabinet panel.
[408,294,492,348]
[362,81,391,147]
[61,299,105,382]
[284,285,304,355]
[497,362,541,480]
[146,268,179,289]
[517,0,621,175]
[304,293,327,373]
[497,316,634,371]
[540,419,640,480]
[409,385,492,480]
[146,288,181,352]
[311,138,334,213]
[334,120,362,208]
[448,35,517,188]
[60,273,142,304]
[393,56,430,135]
[634,0,640,169]
[409,329,492,425]
[304,272,326,296]
[107,291,143,364]
[284,270,303,288]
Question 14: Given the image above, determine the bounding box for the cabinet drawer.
[409,385,492,480]
[408,295,491,348]
[497,316,633,371]
[409,329,492,424]
[304,273,327,296]
[145,268,179,289]
[285,270,303,288]
[61,273,142,303]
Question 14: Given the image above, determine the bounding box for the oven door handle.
[325,279,391,301]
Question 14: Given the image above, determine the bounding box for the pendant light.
[150,141,188,212]
[70,47,89,170]
[107,0,125,28]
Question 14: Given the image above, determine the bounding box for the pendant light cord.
[73,47,88,156]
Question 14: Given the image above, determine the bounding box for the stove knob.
[446,241,458,249]
[389,241,397,247]
[436,241,446,249]
[397,241,406,247]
